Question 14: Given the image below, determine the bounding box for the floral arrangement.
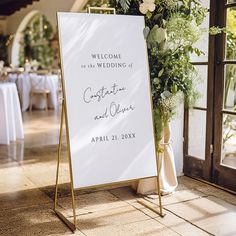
[109,0,208,140]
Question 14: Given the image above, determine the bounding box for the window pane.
[222,114,236,169]
[228,0,236,3]
[190,12,209,62]
[226,7,236,60]
[195,65,208,108]
[188,110,206,159]
[224,65,236,110]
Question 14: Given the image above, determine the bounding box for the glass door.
[213,0,236,191]
[183,0,213,181]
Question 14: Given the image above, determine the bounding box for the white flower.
[139,0,156,14]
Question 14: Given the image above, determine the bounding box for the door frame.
[183,0,216,182]
[213,0,236,190]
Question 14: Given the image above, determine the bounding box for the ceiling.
[0,0,39,16]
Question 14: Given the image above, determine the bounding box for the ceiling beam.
[0,0,18,6]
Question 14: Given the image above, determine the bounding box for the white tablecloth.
[0,83,24,145]
[8,73,59,111]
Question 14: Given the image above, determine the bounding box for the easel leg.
[156,151,165,217]
[54,100,77,232]
[54,100,64,210]
[137,149,165,217]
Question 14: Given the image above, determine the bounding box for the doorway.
[183,0,236,192]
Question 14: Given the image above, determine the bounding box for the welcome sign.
[57,13,157,189]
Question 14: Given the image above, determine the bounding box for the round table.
[0,83,24,145]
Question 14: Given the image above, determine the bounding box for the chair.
[0,71,8,82]
[29,74,50,112]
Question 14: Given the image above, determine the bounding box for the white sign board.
[57,12,157,189]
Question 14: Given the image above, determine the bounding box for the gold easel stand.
[54,101,165,232]
[87,6,116,14]
[54,7,165,233]
[54,100,77,232]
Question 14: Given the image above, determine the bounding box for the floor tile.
[78,218,179,236]
[155,210,210,236]
[0,166,36,194]
[58,190,129,216]
[0,188,52,210]
[0,204,81,236]
[109,186,141,203]
[177,176,209,190]
[196,185,236,206]
[165,196,236,236]
[147,189,207,206]
[20,154,70,188]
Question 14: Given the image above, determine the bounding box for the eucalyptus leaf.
[153,14,162,21]
[153,77,159,84]
[161,91,172,99]
[158,68,164,77]
[143,27,150,39]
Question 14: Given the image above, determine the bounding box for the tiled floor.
[0,110,235,236]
